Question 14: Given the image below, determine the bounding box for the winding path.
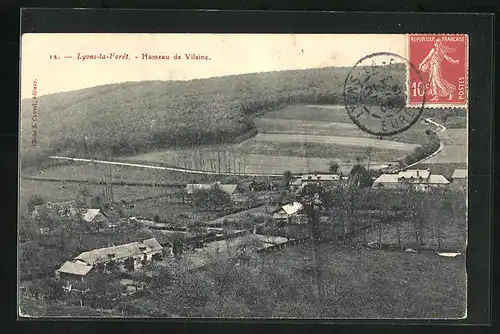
[400,118,448,170]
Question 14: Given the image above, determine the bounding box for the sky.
[20,33,406,99]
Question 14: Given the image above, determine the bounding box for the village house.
[272,202,308,225]
[372,169,450,191]
[31,200,79,221]
[184,183,243,202]
[55,238,164,283]
[451,168,468,190]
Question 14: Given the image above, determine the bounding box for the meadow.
[264,243,466,318]
[19,179,180,213]
[104,242,466,319]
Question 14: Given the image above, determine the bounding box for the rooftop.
[56,260,94,276]
[451,169,468,179]
[397,170,430,179]
[280,202,304,215]
[74,238,162,265]
[82,209,106,223]
[373,172,450,186]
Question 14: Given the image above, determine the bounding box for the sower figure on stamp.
[418,38,460,101]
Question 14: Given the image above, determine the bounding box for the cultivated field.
[239,138,407,162]
[124,105,427,174]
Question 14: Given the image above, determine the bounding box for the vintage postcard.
[19,33,468,319]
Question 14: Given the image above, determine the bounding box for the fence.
[185,230,248,246]
[256,236,310,253]
[21,175,186,188]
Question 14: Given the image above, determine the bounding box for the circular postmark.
[343,52,425,136]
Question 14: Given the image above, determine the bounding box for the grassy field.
[121,242,466,318]
[24,161,225,184]
[266,243,466,318]
[19,179,180,214]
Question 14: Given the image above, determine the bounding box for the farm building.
[272,202,307,224]
[31,200,79,220]
[451,168,468,190]
[372,169,450,191]
[55,238,164,282]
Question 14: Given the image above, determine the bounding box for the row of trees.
[401,130,440,166]
[295,179,467,251]
[172,148,251,174]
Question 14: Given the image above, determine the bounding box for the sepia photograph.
[19,33,468,319]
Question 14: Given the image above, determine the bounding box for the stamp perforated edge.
[405,33,469,109]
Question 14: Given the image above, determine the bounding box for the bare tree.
[328,161,339,174]
[365,146,373,171]
[182,150,188,170]
[217,149,221,175]
[396,221,402,249]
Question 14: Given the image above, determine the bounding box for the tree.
[404,188,426,246]
[328,161,339,174]
[282,170,293,190]
[172,234,184,257]
[27,195,44,212]
[188,220,207,237]
[19,215,40,243]
[193,185,231,211]
[365,146,373,171]
[300,183,324,306]
[124,257,135,271]
[77,185,92,206]
[90,195,104,209]
[349,164,373,188]
[350,163,366,177]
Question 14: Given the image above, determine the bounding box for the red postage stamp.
[408,34,468,107]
